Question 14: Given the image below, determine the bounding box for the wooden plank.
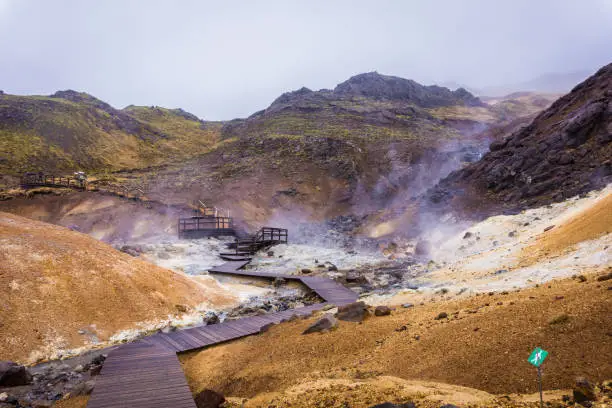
[87,344,196,408]
[87,257,361,408]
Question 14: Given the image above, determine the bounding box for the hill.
[102,73,555,226]
[0,90,221,175]
[0,212,237,364]
[425,62,612,216]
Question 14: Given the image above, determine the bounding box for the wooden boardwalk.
[87,260,357,407]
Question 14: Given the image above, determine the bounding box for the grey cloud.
[0,0,611,119]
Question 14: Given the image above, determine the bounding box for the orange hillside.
[0,211,236,364]
[520,191,612,266]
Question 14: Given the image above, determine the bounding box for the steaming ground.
[368,184,612,306]
[247,244,385,274]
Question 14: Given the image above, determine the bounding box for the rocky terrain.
[426,63,612,216]
[0,73,557,229]
[174,272,610,408]
[0,64,610,408]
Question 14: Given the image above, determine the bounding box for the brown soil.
[54,396,89,408]
[180,274,612,406]
[0,212,236,363]
[520,192,612,267]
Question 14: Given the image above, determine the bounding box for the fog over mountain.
[0,0,611,119]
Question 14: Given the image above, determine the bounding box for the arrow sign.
[528,347,548,367]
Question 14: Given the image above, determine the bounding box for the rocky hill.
[112,73,554,225]
[425,62,612,215]
[0,73,558,227]
[0,90,221,175]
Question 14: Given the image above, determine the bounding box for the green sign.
[528,347,549,367]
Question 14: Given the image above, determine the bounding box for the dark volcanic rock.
[425,62,612,215]
[335,72,482,108]
[194,389,226,408]
[302,314,338,334]
[573,377,597,403]
[374,306,392,316]
[0,361,32,386]
[336,301,368,322]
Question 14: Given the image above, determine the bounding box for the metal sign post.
[528,347,548,408]
[537,366,543,408]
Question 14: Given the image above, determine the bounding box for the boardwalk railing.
[177,216,235,238]
[20,174,86,190]
[256,227,288,243]
[220,227,288,260]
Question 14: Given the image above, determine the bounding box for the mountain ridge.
[425,62,612,215]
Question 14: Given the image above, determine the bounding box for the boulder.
[70,380,95,396]
[301,268,312,274]
[302,314,338,334]
[259,322,275,333]
[203,312,220,325]
[0,361,32,386]
[194,389,226,408]
[434,312,448,320]
[374,306,392,316]
[573,377,597,403]
[89,365,103,376]
[336,301,368,322]
[596,272,612,281]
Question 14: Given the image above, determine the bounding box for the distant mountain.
[333,72,483,107]
[476,70,593,97]
[426,63,612,213]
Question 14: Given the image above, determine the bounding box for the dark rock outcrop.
[302,314,338,334]
[336,301,368,322]
[425,62,612,215]
[334,72,482,108]
[0,361,32,386]
[374,306,392,316]
[194,389,225,408]
[573,377,597,403]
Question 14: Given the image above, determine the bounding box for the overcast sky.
[1,0,611,120]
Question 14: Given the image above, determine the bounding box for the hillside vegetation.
[103,73,556,224]
[0,90,221,174]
